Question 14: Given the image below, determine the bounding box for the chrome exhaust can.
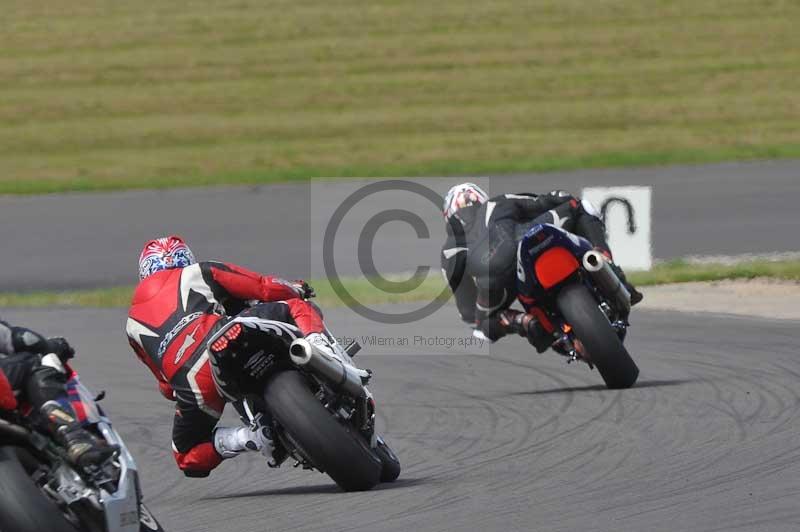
[582,250,631,314]
[289,338,366,398]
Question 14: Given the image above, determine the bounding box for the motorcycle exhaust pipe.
[582,250,631,315]
[289,339,366,398]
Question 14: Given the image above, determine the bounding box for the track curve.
[3,160,800,291]
[2,304,799,532]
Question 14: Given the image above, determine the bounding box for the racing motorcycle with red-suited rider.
[126,236,400,493]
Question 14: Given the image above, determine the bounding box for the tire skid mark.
[40,306,799,532]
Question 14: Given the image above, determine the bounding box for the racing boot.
[214,425,275,461]
[608,262,643,306]
[499,310,555,353]
[596,249,643,306]
[41,401,118,468]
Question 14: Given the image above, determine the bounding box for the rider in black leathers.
[0,319,116,467]
[441,184,642,350]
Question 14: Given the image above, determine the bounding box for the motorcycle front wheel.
[0,446,80,532]
[374,436,401,483]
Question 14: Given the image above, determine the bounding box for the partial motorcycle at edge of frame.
[0,369,166,532]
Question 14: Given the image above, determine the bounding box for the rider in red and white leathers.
[126,236,337,477]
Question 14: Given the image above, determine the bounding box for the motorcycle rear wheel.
[557,283,639,389]
[264,370,382,491]
[0,446,80,532]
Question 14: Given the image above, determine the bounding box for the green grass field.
[2,0,800,194]
[1,260,798,309]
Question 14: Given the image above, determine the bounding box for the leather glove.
[291,280,316,299]
[158,381,177,401]
[46,337,75,362]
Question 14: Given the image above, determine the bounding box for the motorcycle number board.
[581,186,653,271]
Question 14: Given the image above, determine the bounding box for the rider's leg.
[501,309,555,353]
[473,272,516,339]
[1,353,117,467]
[471,223,519,335]
[472,269,557,353]
[171,404,223,478]
[171,406,271,476]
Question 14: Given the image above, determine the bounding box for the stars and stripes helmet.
[138,235,196,280]
[443,183,488,222]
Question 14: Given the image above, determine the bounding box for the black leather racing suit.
[0,319,74,411]
[440,191,612,335]
[0,320,118,466]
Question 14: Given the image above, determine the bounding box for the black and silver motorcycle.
[207,316,401,492]
[0,370,165,532]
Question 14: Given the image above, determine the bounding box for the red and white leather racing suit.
[126,261,323,477]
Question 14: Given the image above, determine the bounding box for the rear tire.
[557,283,639,389]
[0,446,79,532]
[264,371,382,492]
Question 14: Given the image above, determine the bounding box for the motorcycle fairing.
[517,223,593,301]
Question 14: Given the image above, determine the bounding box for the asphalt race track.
[3,302,799,532]
[1,160,799,291]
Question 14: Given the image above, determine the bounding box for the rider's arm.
[503,191,574,221]
[200,261,323,335]
[200,261,304,303]
[0,319,50,355]
[503,192,612,254]
[284,299,325,335]
[441,241,477,325]
[572,198,612,256]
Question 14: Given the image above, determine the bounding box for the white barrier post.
[581,186,652,271]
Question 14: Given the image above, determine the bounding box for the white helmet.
[442,183,488,222]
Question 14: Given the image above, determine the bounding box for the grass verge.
[628,259,800,286]
[1,260,798,309]
[4,146,800,196]
[2,0,800,194]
